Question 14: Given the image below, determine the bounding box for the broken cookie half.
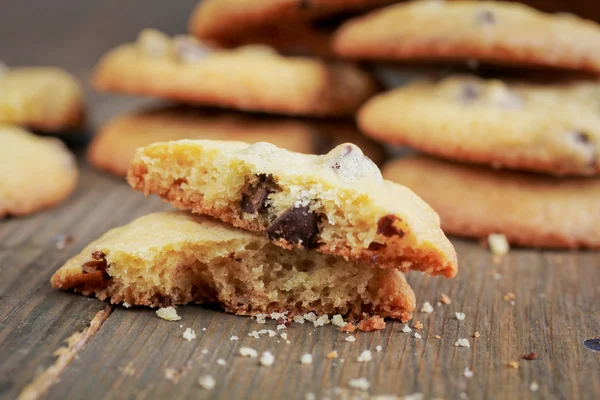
[51,212,416,324]
[127,140,458,278]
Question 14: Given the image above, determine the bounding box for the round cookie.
[89,105,386,176]
[0,64,85,132]
[333,1,600,74]
[0,125,78,217]
[358,75,600,176]
[93,29,378,117]
[382,155,600,249]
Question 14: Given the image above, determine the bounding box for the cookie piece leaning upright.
[127,140,458,278]
[359,76,600,176]
[0,64,85,132]
[52,212,417,324]
[383,156,600,249]
[333,1,600,74]
[0,125,78,217]
[93,29,378,117]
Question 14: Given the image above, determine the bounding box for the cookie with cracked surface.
[89,105,385,176]
[92,29,378,117]
[333,1,600,74]
[359,76,600,176]
[1,125,78,217]
[383,155,600,248]
[0,64,85,132]
[127,139,458,278]
[51,211,416,323]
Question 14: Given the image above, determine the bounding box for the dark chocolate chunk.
[265,206,320,248]
[584,338,600,352]
[241,174,279,214]
[377,215,404,238]
[81,251,110,280]
[570,131,597,169]
[574,131,591,144]
[476,10,496,25]
[521,351,537,360]
[459,83,480,104]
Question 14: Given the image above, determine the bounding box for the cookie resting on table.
[358,75,600,176]
[383,155,600,249]
[92,29,378,117]
[51,212,416,324]
[0,64,85,132]
[333,0,600,74]
[189,0,394,44]
[0,125,78,217]
[89,105,385,177]
[127,140,458,278]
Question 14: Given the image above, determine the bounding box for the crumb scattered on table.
[198,375,216,390]
[420,302,434,313]
[156,307,181,321]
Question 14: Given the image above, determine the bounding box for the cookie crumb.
[357,315,386,331]
[216,358,226,366]
[121,361,135,376]
[122,302,132,308]
[357,350,372,363]
[198,375,216,390]
[313,315,330,327]
[256,313,267,324]
[270,312,286,320]
[503,292,516,302]
[434,335,441,340]
[473,331,481,338]
[455,338,470,348]
[376,345,383,352]
[276,324,286,330]
[305,393,316,400]
[164,367,181,382]
[530,381,539,392]
[488,233,509,256]
[332,314,345,327]
[301,354,313,365]
[455,312,466,321]
[230,335,239,341]
[440,293,452,305]
[341,323,357,333]
[239,347,258,358]
[260,351,275,366]
[508,361,519,369]
[55,234,75,250]
[327,350,338,359]
[182,328,196,341]
[201,349,209,355]
[280,332,288,340]
[414,321,424,330]
[293,315,306,324]
[420,302,434,313]
[402,324,412,333]
[414,333,422,340]
[464,367,474,378]
[348,377,370,391]
[344,335,356,343]
[303,312,317,322]
[156,307,181,321]
[522,351,537,360]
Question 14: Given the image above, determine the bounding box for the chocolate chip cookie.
[383,155,600,248]
[51,211,416,323]
[0,64,85,132]
[93,29,378,116]
[89,105,385,176]
[127,140,458,278]
[1,125,78,217]
[359,75,600,176]
[333,1,600,74]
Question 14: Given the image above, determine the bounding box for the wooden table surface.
[1,1,599,399]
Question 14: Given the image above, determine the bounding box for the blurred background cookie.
[88,105,386,176]
[0,125,78,217]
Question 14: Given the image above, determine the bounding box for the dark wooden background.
[1,1,599,399]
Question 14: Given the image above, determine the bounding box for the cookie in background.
[359,75,600,176]
[333,0,600,75]
[89,105,386,177]
[383,155,600,249]
[1,125,78,218]
[0,64,85,133]
[92,29,378,117]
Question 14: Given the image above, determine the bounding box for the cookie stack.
[52,140,458,328]
[0,65,85,217]
[328,0,600,249]
[88,27,384,176]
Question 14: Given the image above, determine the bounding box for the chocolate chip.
[574,132,591,144]
[569,131,597,169]
[82,251,109,280]
[459,83,480,104]
[476,10,495,25]
[377,215,404,238]
[265,206,320,249]
[584,338,600,352]
[368,242,386,251]
[521,352,537,360]
[241,174,279,214]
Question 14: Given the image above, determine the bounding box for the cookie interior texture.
[383,155,600,249]
[88,105,385,176]
[127,139,458,278]
[51,212,415,322]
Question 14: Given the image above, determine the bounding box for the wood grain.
[0,1,599,399]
